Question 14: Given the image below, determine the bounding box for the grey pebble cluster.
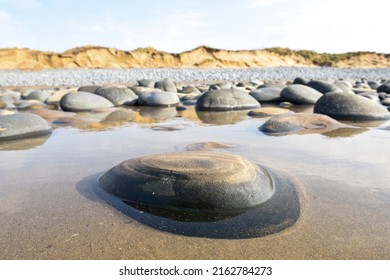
[1,67,390,86]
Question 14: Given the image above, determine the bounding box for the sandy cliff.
[0,46,389,70]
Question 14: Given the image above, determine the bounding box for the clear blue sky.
[0,0,388,53]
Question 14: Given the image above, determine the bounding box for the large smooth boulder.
[314,92,390,120]
[280,84,322,105]
[94,87,138,106]
[196,88,260,111]
[59,91,114,112]
[99,151,275,212]
[137,91,180,107]
[0,113,51,141]
[154,78,177,93]
[249,88,282,102]
[307,80,342,94]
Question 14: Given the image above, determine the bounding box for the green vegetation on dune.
[264,47,378,66]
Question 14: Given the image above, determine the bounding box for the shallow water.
[1,105,390,259]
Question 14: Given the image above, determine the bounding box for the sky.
[0,0,389,54]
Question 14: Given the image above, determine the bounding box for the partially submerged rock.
[94,86,138,106]
[196,88,260,111]
[97,151,300,238]
[259,113,352,135]
[60,91,114,112]
[0,113,51,141]
[314,92,390,120]
[248,107,291,117]
[280,84,322,105]
[249,88,282,102]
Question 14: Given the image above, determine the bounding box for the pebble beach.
[1,67,390,259]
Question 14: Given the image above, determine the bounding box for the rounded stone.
[24,90,49,102]
[137,79,155,88]
[334,82,355,94]
[94,86,138,106]
[196,88,260,111]
[368,81,380,90]
[0,94,17,109]
[179,85,201,94]
[307,80,342,94]
[154,78,177,93]
[96,151,300,239]
[293,77,309,85]
[0,113,51,141]
[45,89,76,106]
[249,88,282,102]
[78,85,102,93]
[314,92,390,121]
[377,82,390,94]
[279,101,293,108]
[99,151,275,212]
[60,91,114,112]
[259,113,349,135]
[280,84,322,105]
[137,91,180,107]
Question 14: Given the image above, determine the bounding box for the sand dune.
[0,46,389,70]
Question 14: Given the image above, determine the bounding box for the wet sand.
[0,106,390,259]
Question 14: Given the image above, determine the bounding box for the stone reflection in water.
[102,108,135,123]
[134,107,177,123]
[196,110,248,125]
[321,127,368,138]
[97,151,300,239]
[52,116,100,129]
[185,142,233,151]
[0,134,50,151]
